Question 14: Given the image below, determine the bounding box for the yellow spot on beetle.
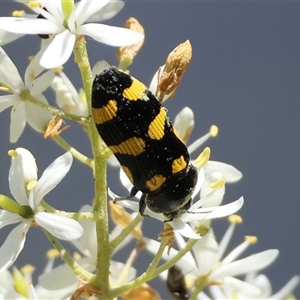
[146,174,166,192]
[110,137,145,156]
[92,100,118,124]
[148,107,167,140]
[121,165,134,184]
[123,78,147,101]
[172,155,187,174]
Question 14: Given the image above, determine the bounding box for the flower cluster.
[0,1,298,299]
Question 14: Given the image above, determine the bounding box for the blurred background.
[0,1,299,298]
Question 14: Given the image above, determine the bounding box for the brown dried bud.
[109,201,142,239]
[116,17,145,69]
[156,40,192,102]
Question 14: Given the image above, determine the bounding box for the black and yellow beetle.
[92,68,198,221]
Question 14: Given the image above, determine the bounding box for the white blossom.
[0,148,83,271]
[0,0,143,68]
[0,47,53,142]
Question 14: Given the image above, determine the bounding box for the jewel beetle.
[92,68,198,221]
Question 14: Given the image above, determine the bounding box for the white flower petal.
[40,1,64,23]
[192,234,219,276]
[73,0,110,26]
[38,263,77,290]
[10,102,26,143]
[40,30,76,68]
[0,95,19,113]
[271,275,300,299]
[250,274,272,298]
[28,69,55,95]
[0,221,30,271]
[0,18,60,34]
[35,212,83,240]
[191,168,205,199]
[174,107,194,140]
[30,152,73,208]
[0,210,23,229]
[170,219,201,239]
[14,147,38,183]
[78,23,143,47]
[87,0,124,22]
[71,205,97,258]
[222,277,263,297]
[24,49,48,87]
[204,161,242,183]
[210,249,279,280]
[0,51,23,92]
[9,149,29,206]
[92,60,111,79]
[119,168,133,192]
[0,28,23,45]
[25,97,52,133]
[184,197,244,223]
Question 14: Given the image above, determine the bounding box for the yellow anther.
[12,10,25,17]
[28,55,35,61]
[46,249,60,259]
[27,1,40,9]
[194,147,210,168]
[8,149,18,157]
[245,235,258,244]
[210,125,218,137]
[228,214,243,224]
[26,181,38,191]
[209,177,226,189]
[21,264,35,275]
[53,66,64,73]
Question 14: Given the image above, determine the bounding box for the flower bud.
[150,40,192,102]
[116,17,145,70]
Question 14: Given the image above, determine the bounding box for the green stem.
[110,237,198,298]
[21,91,89,123]
[40,200,94,220]
[43,230,93,281]
[109,214,143,254]
[145,237,167,274]
[189,277,209,300]
[52,135,94,168]
[73,36,111,296]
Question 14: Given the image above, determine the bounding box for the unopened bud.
[155,40,192,102]
[117,17,145,70]
[121,283,161,300]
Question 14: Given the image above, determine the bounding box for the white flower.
[206,272,300,300]
[39,204,137,294]
[108,167,244,239]
[146,217,281,299]
[174,114,242,207]
[0,47,53,142]
[0,0,143,68]
[0,148,83,271]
